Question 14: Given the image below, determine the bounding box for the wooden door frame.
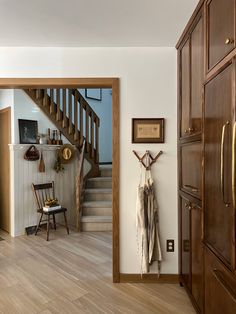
[0,78,120,283]
[0,106,11,234]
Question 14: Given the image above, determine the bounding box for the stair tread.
[81,215,112,223]
[87,177,112,182]
[99,165,112,169]
[82,201,112,208]
[85,188,112,194]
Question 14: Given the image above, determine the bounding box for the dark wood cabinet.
[177,0,236,312]
[181,142,202,199]
[180,194,203,312]
[179,12,204,140]
[204,62,235,268]
[205,247,236,314]
[206,0,235,71]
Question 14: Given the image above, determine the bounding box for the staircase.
[81,165,112,231]
[24,88,104,230]
[25,88,100,177]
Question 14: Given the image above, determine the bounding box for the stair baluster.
[68,89,73,134]
[62,89,67,128]
[91,111,95,159]
[50,89,54,114]
[74,90,79,141]
[56,89,61,121]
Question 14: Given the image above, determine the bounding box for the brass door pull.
[220,121,230,207]
[232,122,236,209]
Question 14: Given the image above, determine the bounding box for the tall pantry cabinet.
[177,0,236,313]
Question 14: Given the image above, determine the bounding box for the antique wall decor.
[19,119,38,144]
[85,88,102,101]
[24,145,40,161]
[132,118,165,143]
[58,144,75,164]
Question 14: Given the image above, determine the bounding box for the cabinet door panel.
[191,15,204,135]
[191,204,203,312]
[180,196,191,290]
[204,63,234,267]
[180,39,190,138]
[205,247,236,314]
[207,0,235,70]
[181,143,202,199]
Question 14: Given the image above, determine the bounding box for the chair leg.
[47,215,50,241]
[63,212,69,234]
[53,214,56,230]
[35,213,43,236]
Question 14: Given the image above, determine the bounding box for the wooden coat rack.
[133,150,163,170]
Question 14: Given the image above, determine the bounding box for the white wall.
[80,88,112,163]
[0,47,177,274]
[13,89,68,144]
[0,89,14,143]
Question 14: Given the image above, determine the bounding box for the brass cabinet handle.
[220,121,230,207]
[184,129,188,134]
[225,38,234,45]
[183,184,199,193]
[232,122,236,209]
[188,127,194,133]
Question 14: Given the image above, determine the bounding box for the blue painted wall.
[80,88,112,163]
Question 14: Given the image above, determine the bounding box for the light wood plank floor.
[0,227,195,314]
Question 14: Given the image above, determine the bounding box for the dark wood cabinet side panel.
[191,204,203,312]
[181,39,191,138]
[191,14,204,135]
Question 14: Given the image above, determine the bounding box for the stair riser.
[100,169,112,177]
[82,222,112,232]
[84,193,112,201]
[83,207,112,216]
[86,181,112,189]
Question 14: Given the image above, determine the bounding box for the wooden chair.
[32,181,69,241]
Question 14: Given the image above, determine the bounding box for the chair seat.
[37,207,67,215]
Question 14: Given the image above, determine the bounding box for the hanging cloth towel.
[145,171,162,276]
[136,161,162,277]
[136,162,149,274]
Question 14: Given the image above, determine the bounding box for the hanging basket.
[24,145,40,161]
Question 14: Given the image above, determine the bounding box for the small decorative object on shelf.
[59,131,63,145]
[47,128,52,145]
[52,130,56,145]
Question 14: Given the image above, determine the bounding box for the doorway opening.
[0,78,120,283]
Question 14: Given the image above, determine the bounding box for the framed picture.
[132,118,165,143]
[18,119,38,144]
[85,88,102,101]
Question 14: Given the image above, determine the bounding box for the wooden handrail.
[76,140,86,231]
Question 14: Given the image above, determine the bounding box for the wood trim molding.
[0,78,118,89]
[0,78,120,283]
[119,273,179,284]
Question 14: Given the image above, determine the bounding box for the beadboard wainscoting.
[9,144,78,237]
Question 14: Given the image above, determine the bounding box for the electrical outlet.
[166,239,174,252]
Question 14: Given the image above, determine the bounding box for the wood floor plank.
[0,229,195,314]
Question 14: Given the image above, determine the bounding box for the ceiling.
[0,0,198,47]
